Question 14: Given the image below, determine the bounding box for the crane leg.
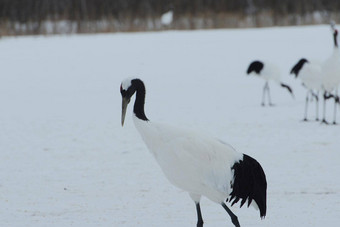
[303,91,309,121]
[195,202,204,227]
[322,91,331,124]
[333,89,338,125]
[261,82,267,106]
[322,94,327,124]
[222,203,240,227]
[267,83,274,106]
[315,91,319,121]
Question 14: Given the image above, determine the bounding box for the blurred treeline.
[0,0,340,36]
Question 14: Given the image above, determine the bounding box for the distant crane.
[120,78,267,227]
[321,22,340,124]
[161,9,173,27]
[247,60,294,106]
[290,58,323,121]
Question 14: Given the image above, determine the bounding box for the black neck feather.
[132,79,149,121]
[247,61,264,75]
[290,58,308,77]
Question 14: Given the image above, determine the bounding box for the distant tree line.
[0,0,340,36]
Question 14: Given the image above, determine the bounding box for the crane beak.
[121,97,130,126]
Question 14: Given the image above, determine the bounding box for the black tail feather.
[324,93,340,103]
[324,92,334,100]
[281,83,294,98]
[229,154,267,218]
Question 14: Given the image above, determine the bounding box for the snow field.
[0,25,339,226]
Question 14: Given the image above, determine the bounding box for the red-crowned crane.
[290,58,323,121]
[161,7,173,27]
[247,60,294,106]
[321,22,340,124]
[120,78,267,227]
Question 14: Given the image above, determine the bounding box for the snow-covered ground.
[0,25,339,226]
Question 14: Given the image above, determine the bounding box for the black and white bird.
[247,60,294,106]
[120,78,267,227]
[321,23,340,124]
[290,58,323,121]
[161,8,173,27]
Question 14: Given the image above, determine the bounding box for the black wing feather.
[228,154,267,218]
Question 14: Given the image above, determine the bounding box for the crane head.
[120,78,135,126]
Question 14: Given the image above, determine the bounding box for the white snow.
[0,25,340,226]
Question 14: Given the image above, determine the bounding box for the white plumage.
[322,49,340,91]
[161,10,173,26]
[133,115,242,203]
[255,62,281,82]
[247,60,294,106]
[320,24,340,124]
[296,60,323,90]
[323,22,340,92]
[120,78,267,227]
